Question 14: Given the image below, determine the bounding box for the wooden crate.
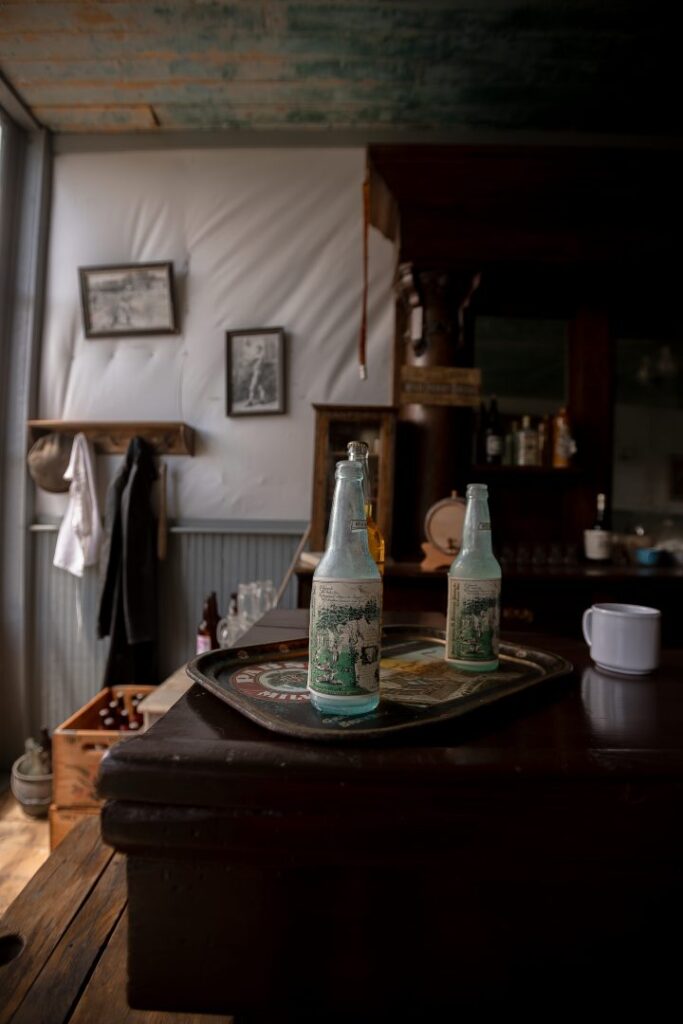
[49,804,100,850]
[53,685,154,809]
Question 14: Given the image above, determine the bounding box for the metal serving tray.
[187,624,573,742]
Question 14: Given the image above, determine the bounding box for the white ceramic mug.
[582,603,661,675]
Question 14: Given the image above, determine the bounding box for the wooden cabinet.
[368,144,683,561]
[309,404,396,553]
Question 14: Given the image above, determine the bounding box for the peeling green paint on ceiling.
[0,1,678,137]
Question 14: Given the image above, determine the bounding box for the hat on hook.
[27,432,74,492]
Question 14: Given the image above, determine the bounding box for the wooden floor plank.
[0,791,49,917]
[0,817,113,1024]
[70,911,235,1024]
[10,854,127,1024]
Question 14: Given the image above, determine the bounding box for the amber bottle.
[196,591,220,653]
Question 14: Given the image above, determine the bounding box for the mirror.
[613,335,683,538]
[474,316,568,418]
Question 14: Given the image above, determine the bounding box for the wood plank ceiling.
[0,1,679,137]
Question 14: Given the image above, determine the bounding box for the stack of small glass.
[217,579,277,648]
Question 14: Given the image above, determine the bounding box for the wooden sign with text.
[399,365,481,407]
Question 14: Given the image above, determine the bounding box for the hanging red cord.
[358,172,370,379]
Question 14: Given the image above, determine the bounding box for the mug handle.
[582,608,593,647]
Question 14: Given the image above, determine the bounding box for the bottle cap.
[522,415,531,428]
[347,441,369,460]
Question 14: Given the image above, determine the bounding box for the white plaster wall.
[38,148,395,520]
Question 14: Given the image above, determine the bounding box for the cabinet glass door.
[613,335,683,545]
[475,316,568,419]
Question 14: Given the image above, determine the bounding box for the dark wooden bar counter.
[297,561,683,642]
[100,610,683,1021]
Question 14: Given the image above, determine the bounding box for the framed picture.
[79,261,178,338]
[226,328,286,416]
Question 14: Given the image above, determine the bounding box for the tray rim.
[186,625,574,742]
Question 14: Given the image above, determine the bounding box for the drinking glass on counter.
[217,579,276,648]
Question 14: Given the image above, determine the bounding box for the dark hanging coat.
[97,436,158,687]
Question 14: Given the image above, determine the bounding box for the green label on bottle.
[308,580,382,698]
[445,578,500,664]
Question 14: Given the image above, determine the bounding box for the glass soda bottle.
[445,483,501,672]
[307,460,382,715]
[347,440,385,574]
[196,591,219,653]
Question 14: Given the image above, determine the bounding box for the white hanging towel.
[53,432,102,577]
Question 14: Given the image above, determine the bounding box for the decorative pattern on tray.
[188,625,573,741]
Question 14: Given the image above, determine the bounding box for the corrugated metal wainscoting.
[29,522,305,732]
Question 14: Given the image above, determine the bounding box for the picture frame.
[226,328,286,416]
[78,261,178,338]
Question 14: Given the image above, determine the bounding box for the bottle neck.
[325,475,372,558]
[349,450,374,517]
[460,494,494,557]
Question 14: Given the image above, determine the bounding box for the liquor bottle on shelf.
[445,483,501,672]
[584,492,612,562]
[517,415,540,466]
[484,396,503,465]
[503,420,519,466]
[537,415,551,467]
[307,460,382,716]
[552,407,575,468]
[347,440,385,574]
[196,591,220,653]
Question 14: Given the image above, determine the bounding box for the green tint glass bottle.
[307,460,382,715]
[347,440,385,574]
[445,483,501,672]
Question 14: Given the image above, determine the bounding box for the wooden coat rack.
[27,421,195,456]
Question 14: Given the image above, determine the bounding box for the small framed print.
[226,328,286,416]
[79,261,178,338]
